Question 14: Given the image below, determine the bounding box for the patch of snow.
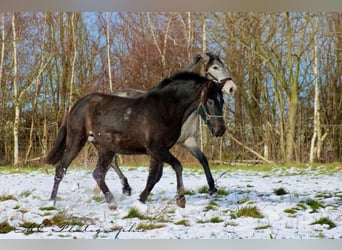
[0,166,341,239]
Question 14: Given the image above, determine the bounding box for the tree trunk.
[200,13,207,152]
[147,12,171,76]
[106,12,113,92]
[0,13,4,89]
[68,13,76,109]
[310,16,322,163]
[12,13,20,167]
[285,13,299,162]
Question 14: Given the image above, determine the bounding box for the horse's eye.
[207,100,214,105]
[213,66,219,70]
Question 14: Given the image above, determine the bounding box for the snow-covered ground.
[0,165,341,239]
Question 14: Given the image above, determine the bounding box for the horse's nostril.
[213,126,226,137]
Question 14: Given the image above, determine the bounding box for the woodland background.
[0,12,341,167]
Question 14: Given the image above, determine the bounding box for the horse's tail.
[45,109,69,165]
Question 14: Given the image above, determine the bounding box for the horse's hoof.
[176,196,186,208]
[209,188,218,196]
[108,203,117,210]
[47,199,56,207]
[122,187,132,196]
[134,200,148,214]
[104,192,115,204]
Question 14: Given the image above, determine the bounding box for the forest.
[0,12,341,166]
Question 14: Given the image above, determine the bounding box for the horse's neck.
[152,84,201,125]
[184,63,202,75]
[179,97,200,127]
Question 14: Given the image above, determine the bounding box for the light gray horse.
[102,52,236,196]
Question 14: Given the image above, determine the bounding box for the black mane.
[155,71,207,89]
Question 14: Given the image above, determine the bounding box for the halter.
[197,103,224,125]
[206,71,233,84]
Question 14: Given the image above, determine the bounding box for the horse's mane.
[154,71,206,90]
[146,51,221,92]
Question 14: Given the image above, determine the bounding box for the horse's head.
[197,81,226,137]
[192,52,237,97]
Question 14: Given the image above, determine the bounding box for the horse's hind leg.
[93,151,116,208]
[183,137,217,195]
[110,154,132,196]
[50,138,86,204]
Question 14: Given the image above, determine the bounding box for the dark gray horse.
[46,71,226,208]
[105,52,236,197]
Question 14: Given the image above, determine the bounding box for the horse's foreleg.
[110,154,132,196]
[146,146,186,208]
[93,152,116,208]
[154,161,163,183]
[139,157,163,204]
[183,137,217,195]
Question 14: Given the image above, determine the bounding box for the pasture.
[0,164,341,239]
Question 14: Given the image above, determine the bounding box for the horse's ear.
[194,52,210,65]
[201,53,210,64]
[193,53,202,64]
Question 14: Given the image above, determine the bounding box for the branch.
[226,133,275,164]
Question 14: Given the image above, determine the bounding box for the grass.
[285,199,325,215]
[1,162,341,174]
[186,162,342,174]
[136,223,166,230]
[217,188,229,196]
[174,219,190,227]
[42,211,94,227]
[0,221,15,234]
[204,200,219,212]
[273,188,289,196]
[19,190,33,198]
[236,206,264,218]
[92,195,104,202]
[184,189,196,195]
[0,165,52,174]
[310,217,336,229]
[19,221,42,235]
[314,232,326,238]
[238,196,252,204]
[39,206,57,211]
[209,216,224,223]
[284,208,297,214]
[297,202,307,210]
[123,208,146,220]
[19,221,41,228]
[0,194,17,201]
[198,186,208,194]
[305,199,325,213]
[315,193,333,199]
[197,216,224,223]
[255,224,271,230]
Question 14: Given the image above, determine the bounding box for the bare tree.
[146,12,173,76]
[309,14,322,163]
[106,12,113,92]
[0,13,4,90]
[12,13,19,166]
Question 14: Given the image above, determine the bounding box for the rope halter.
[197,103,224,125]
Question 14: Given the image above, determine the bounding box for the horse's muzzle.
[211,122,226,137]
[222,79,237,96]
